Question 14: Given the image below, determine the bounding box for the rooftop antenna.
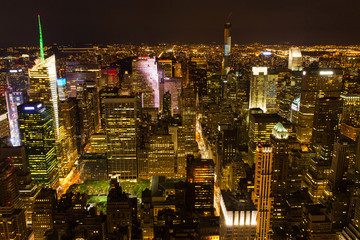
[38,14,45,63]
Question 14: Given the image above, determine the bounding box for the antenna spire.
[38,14,45,62]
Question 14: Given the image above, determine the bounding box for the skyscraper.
[32,189,57,240]
[0,158,20,207]
[248,113,283,159]
[340,94,360,141]
[311,97,343,160]
[186,157,215,216]
[252,144,273,240]
[5,90,23,147]
[147,133,176,178]
[249,67,268,112]
[180,87,199,160]
[29,17,59,140]
[104,97,138,180]
[162,91,171,116]
[222,20,231,74]
[288,47,303,71]
[18,103,58,188]
[270,122,295,226]
[297,69,343,143]
[130,56,159,108]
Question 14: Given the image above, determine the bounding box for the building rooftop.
[221,190,256,212]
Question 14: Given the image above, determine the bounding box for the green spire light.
[38,14,45,62]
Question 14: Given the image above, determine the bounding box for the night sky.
[1,0,360,47]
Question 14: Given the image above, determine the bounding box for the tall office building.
[99,87,119,129]
[147,133,176,178]
[181,87,199,159]
[270,123,295,226]
[288,47,303,71]
[252,144,273,240]
[58,100,78,177]
[0,112,10,140]
[277,70,302,121]
[0,158,20,207]
[266,71,278,113]
[28,55,59,141]
[32,189,57,240]
[18,103,58,188]
[130,56,159,108]
[5,90,23,146]
[248,113,283,158]
[162,91,172,116]
[340,94,360,141]
[303,157,332,203]
[186,157,215,216]
[249,67,268,112]
[222,20,231,74]
[330,139,352,187]
[104,97,138,180]
[158,60,173,78]
[297,69,343,143]
[159,77,182,115]
[28,16,60,143]
[311,97,343,160]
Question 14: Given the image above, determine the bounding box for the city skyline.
[1,4,360,239]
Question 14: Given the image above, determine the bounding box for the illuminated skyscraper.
[267,71,278,113]
[340,94,360,141]
[28,55,59,140]
[303,157,331,203]
[5,90,24,147]
[250,67,268,112]
[158,59,173,78]
[222,20,231,74]
[311,97,342,160]
[104,97,138,180]
[288,47,303,71]
[159,77,182,115]
[297,69,343,143]
[58,100,78,176]
[248,113,283,159]
[252,144,273,240]
[270,123,296,226]
[186,157,215,215]
[99,87,119,129]
[147,133,176,178]
[130,56,159,108]
[18,103,58,188]
[162,91,171,116]
[29,16,59,140]
[0,112,10,140]
[179,87,199,174]
[32,189,57,240]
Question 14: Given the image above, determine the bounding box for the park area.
[66,179,151,212]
